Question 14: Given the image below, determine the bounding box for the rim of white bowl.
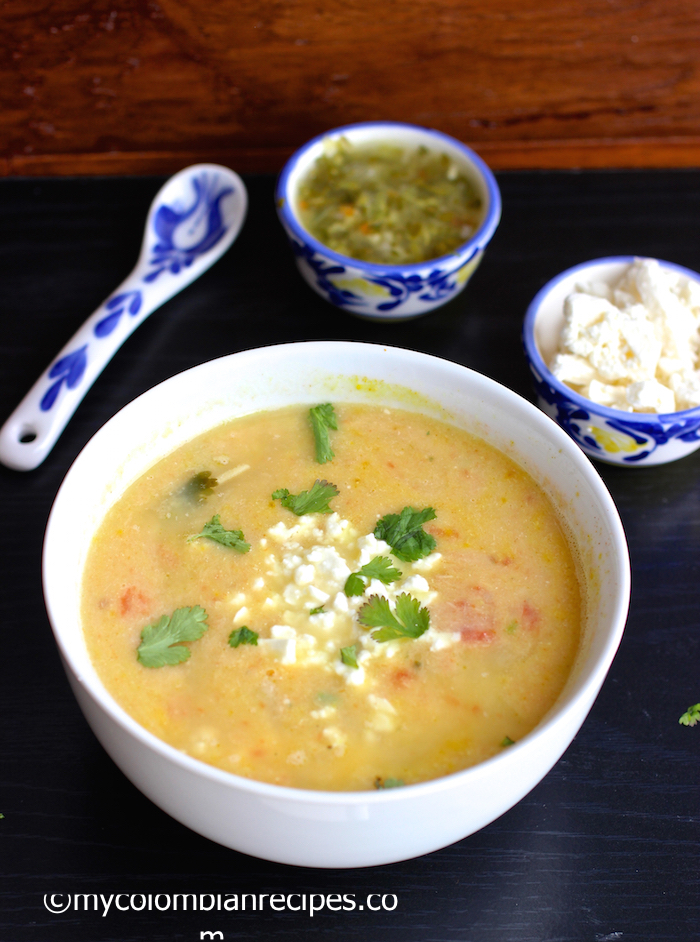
[523,255,700,421]
[43,341,629,808]
[275,121,502,273]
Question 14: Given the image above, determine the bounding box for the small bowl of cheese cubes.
[523,256,700,465]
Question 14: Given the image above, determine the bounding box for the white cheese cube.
[401,574,430,595]
[325,513,351,540]
[364,578,390,600]
[356,533,391,566]
[283,583,303,604]
[585,379,631,410]
[626,379,676,413]
[322,726,347,756]
[671,370,700,409]
[412,552,442,572]
[550,352,597,386]
[294,563,315,586]
[332,591,349,613]
[258,637,296,664]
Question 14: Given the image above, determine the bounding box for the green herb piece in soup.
[183,470,218,502]
[374,506,437,562]
[374,777,405,789]
[229,626,259,647]
[679,703,700,727]
[317,692,339,705]
[309,403,338,464]
[188,514,250,553]
[309,605,326,615]
[340,644,359,668]
[296,138,483,265]
[137,606,208,668]
[344,555,402,597]
[272,480,339,515]
[358,593,430,642]
[501,735,515,747]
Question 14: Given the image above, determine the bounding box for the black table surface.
[1,171,699,942]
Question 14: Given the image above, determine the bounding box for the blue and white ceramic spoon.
[0,164,247,471]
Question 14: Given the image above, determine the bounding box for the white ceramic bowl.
[275,122,501,320]
[43,342,630,868]
[523,256,700,466]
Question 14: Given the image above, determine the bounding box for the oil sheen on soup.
[81,404,582,792]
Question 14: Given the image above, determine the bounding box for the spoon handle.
[0,271,177,471]
[0,164,247,472]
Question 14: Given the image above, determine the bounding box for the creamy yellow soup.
[81,404,581,792]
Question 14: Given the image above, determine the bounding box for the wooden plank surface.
[3,0,700,173]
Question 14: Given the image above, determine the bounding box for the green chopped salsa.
[296,138,483,265]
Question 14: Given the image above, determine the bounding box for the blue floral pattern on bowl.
[288,233,483,316]
[528,361,700,464]
[276,122,500,321]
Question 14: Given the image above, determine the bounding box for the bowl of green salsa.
[276,121,501,320]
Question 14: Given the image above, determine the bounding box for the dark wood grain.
[0,171,699,941]
[2,0,700,173]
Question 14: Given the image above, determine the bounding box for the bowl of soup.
[523,256,700,465]
[43,341,629,867]
[276,122,501,320]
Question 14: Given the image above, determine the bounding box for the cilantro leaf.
[344,555,402,596]
[137,606,208,667]
[229,626,259,647]
[309,605,325,615]
[501,735,515,747]
[344,573,366,597]
[679,703,700,727]
[340,644,358,668]
[374,777,404,789]
[183,470,217,502]
[272,480,339,515]
[309,403,338,464]
[374,506,437,562]
[358,593,430,642]
[188,514,250,552]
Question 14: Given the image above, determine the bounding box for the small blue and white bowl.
[523,256,700,467]
[276,121,501,321]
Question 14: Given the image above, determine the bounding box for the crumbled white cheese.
[357,533,391,566]
[325,512,351,541]
[294,563,315,586]
[310,705,336,719]
[365,695,398,733]
[411,552,442,572]
[286,750,307,765]
[256,637,295,662]
[251,513,441,688]
[322,725,347,756]
[550,258,700,412]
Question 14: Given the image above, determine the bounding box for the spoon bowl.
[0,164,247,471]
